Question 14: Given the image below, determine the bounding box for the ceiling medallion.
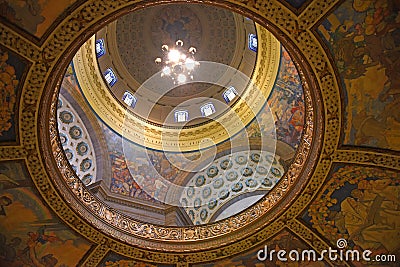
[155,40,200,84]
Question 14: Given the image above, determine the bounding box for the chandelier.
[155,40,200,84]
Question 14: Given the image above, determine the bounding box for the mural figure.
[341,179,400,252]
[0,163,91,266]
[307,165,400,262]
[318,0,400,150]
[246,46,305,150]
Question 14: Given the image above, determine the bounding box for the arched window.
[95,39,106,58]
[104,68,117,86]
[174,110,189,122]
[200,103,216,117]
[248,33,257,52]
[122,91,137,107]
[222,86,238,103]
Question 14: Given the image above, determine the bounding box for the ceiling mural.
[0,0,399,266]
[317,0,400,151]
[0,160,92,266]
[57,35,304,225]
[0,0,79,38]
[0,46,27,144]
[245,46,305,150]
[303,164,400,263]
[115,4,235,85]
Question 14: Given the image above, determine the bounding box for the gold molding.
[0,24,41,62]
[0,146,27,160]
[333,149,400,171]
[80,244,111,266]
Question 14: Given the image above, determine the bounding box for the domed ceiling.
[58,3,307,228]
[94,4,259,127]
[1,0,399,266]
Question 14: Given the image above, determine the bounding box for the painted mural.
[246,46,305,150]
[304,164,400,266]
[194,231,329,267]
[317,0,400,151]
[102,123,201,203]
[0,46,26,143]
[0,160,92,266]
[0,0,78,38]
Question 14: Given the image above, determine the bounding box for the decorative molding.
[0,24,41,62]
[332,149,400,171]
[0,146,27,160]
[298,0,340,29]
[79,244,110,267]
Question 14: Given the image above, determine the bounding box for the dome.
[3,0,396,265]
[52,3,312,233]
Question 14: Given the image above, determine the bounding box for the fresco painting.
[317,0,400,150]
[305,164,400,266]
[0,161,92,266]
[0,46,27,143]
[246,46,305,150]
[0,0,78,38]
[106,139,200,203]
[194,231,329,267]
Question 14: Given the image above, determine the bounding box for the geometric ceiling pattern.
[181,150,285,225]
[0,0,399,267]
[57,95,97,186]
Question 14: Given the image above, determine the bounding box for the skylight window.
[174,110,189,122]
[104,68,117,87]
[248,33,257,52]
[122,91,137,107]
[95,39,106,58]
[222,86,238,103]
[200,103,216,117]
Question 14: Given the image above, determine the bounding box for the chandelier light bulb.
[177,74,187,84]
[162,45,169,52]
[162,66,171,76]
[168,50,181,63]
[185,58,195,70]
[155,57,162,64]
[189,47,197,54]
[176,40,184,46]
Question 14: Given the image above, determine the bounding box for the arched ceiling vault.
[0,0,399,266]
